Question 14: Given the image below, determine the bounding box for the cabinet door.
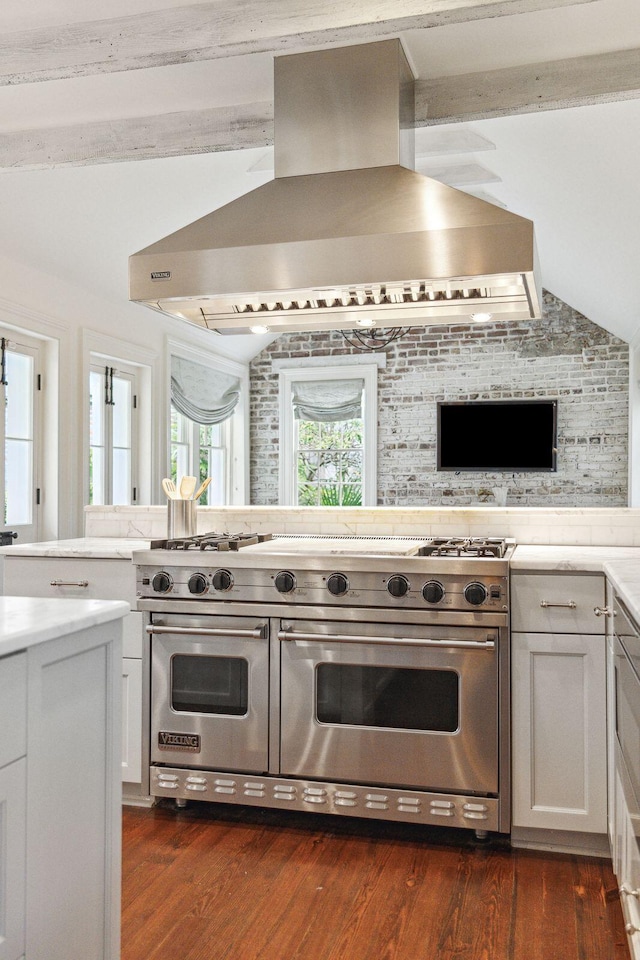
[122,658,142,784]
[512,631,607,833]
[25,621,121,960]
[0,759,26,960]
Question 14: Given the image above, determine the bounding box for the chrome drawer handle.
[146,624,266,639]
[278,630,495,650]
[539,599,576,609]
[50,579,89,587]
[620,885,640,899]
[594,606,614,617]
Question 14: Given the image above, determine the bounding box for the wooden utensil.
[162,478,178,500]
[179,475,197,499]
[193,477,212,501]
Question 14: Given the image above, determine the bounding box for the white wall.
[0,250,248,538]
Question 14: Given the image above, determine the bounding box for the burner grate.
[420,537,507,558]
[162,532,273,551]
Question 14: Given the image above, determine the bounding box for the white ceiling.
[0,0,639,360]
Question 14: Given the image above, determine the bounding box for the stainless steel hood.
[129,40,541,335]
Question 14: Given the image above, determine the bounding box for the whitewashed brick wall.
[249,291,629,507]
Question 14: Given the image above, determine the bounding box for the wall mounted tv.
[437,400,558,472]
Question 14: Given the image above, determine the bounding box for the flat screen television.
[437,400,558,472]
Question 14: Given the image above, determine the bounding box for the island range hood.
[129,39,541,336]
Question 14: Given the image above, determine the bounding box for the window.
[168,350,247,505]
[170,407,229,506]
[279,365,377,506]
[89,361,139,505]
[0,332,43,543]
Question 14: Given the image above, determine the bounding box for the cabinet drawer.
[0,652,26,768]
[511,573,605,634]
[3,557,136,607]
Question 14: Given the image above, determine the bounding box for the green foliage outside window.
[296,418,363,506]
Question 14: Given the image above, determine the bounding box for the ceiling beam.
[1,0,598,86]
[415,48,640,122]
[1,46,638,171]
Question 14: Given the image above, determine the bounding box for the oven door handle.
[277,630,495,650]
[146,624,266,639]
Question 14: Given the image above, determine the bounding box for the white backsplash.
[84,505,640,547]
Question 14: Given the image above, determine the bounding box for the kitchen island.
[0,595,127,960]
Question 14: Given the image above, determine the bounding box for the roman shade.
[170,356,240,424]
[291,378,364,423]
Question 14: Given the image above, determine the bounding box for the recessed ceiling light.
[249,324,270,334]
[356,317,376,327]
[470,312,493,322]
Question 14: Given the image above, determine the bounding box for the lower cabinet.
[0,759,26,960]
[0,614,122,960]
[2,555,143,789]
[122,657,142,784]
[511,630,607,834]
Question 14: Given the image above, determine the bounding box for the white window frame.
[278,364,378,507]
[0,331,44,543]
[89,360,140,506]
[167,338,249,505]
[170,407,231,506]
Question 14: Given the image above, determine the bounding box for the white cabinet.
[2,555,143,788]
[122,657,142,784]
[25,619,122,960]
[0,760,27,960]
[0,652,27,960]
[511,573,607,842]
[0,605,122,960]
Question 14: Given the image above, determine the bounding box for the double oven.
[136,534,512,835]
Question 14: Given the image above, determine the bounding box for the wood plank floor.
[122,803,630,960]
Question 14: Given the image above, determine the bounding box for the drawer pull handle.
[594,606,614,617]
[540,599,576,609]
[50,579,89,587]
[625,923,640,935]
[620,885,640,899]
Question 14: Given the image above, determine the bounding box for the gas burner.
[420,537,509,558]
[162,532,273,552]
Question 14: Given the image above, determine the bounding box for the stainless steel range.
[134,533,513,836]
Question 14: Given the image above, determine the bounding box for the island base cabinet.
[0,759,26,960]
[512,631,607,835]
[25,621,121,960]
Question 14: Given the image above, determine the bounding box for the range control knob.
[327,573,349,596]
[212,569,234,592]
[151,571,173,594]
[464,581,488,606]
[387,575,410,598]
[423,580,445,604]
[275,571,296,594]
[188,573,209,595]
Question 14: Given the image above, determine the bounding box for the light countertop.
[512,544,640,572]
[603,559,640,624]
[0,538,153,559]
[0,596,129,658]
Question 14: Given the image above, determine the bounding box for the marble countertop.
[512,544,640,572]
[0,596,129,658]
[4,538,640,569]
[603,559,640,624]
[0,538,153,559]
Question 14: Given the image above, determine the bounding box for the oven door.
[149,614,269,773]
[278,617,500,795]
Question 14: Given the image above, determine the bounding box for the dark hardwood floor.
[122,803,630,960]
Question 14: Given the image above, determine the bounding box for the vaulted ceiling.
[0,0,639,361]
